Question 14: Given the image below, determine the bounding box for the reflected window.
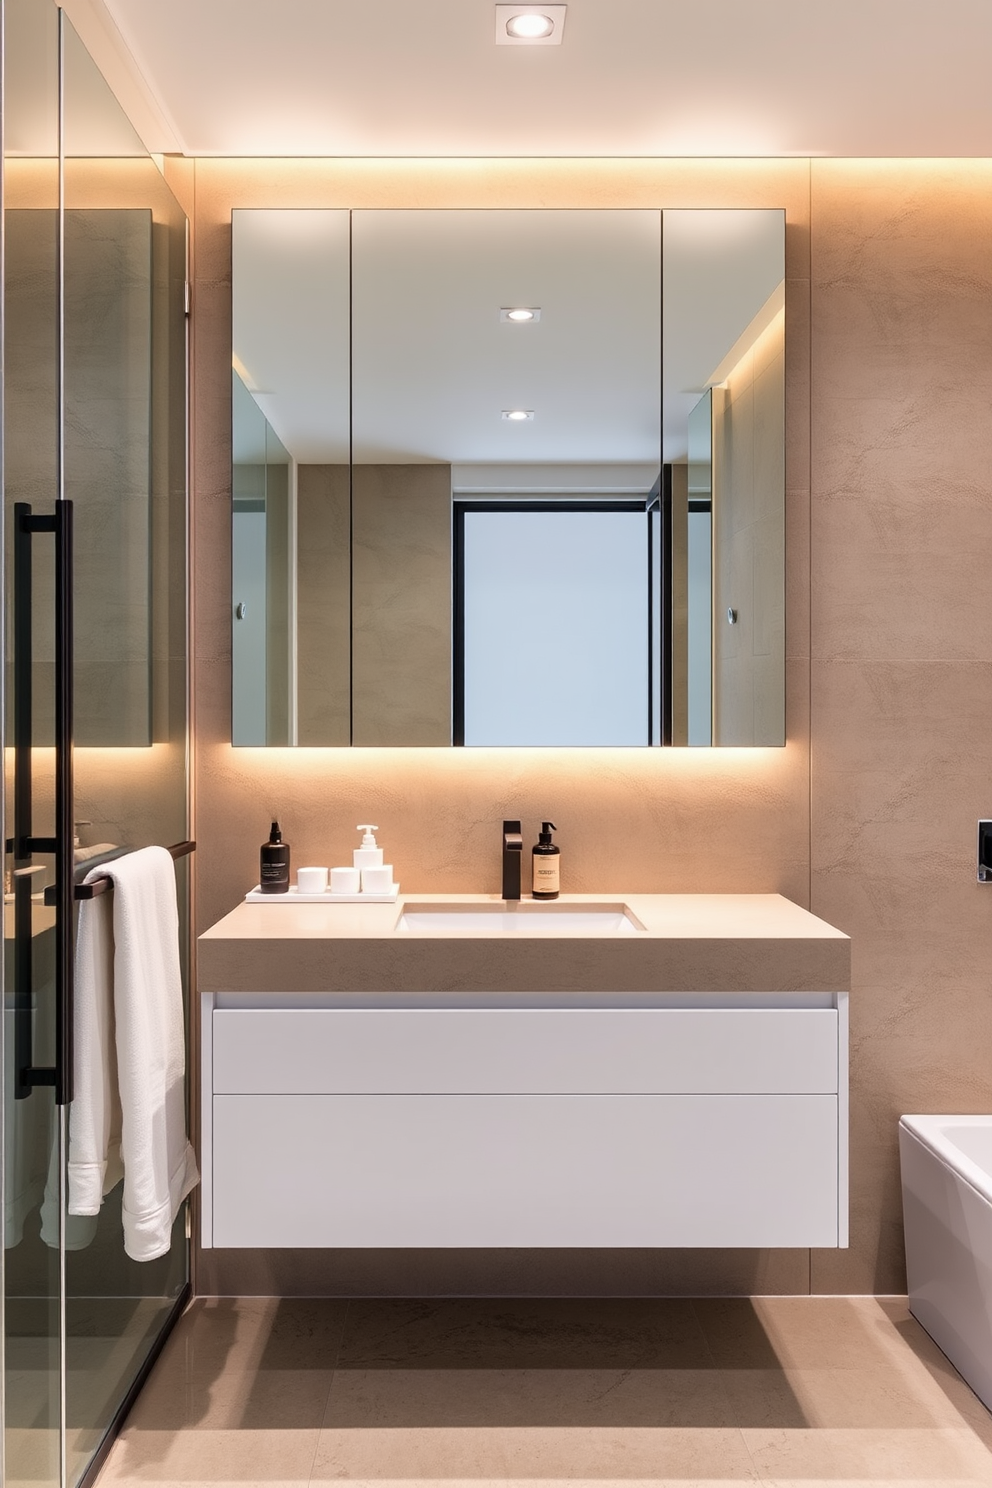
[454,502,655,746]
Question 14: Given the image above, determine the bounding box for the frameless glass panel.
[458,506,650,746]
[61,17,189,1485]
[3,0,62,1484]
[663,209,785,746]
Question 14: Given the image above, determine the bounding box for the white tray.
[245,883,399,904]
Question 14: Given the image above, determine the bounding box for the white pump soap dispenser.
[354,825,383,872]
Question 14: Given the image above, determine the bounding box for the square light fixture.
[500,307,542,322]
[495,5,567,45]
[502,409,535,420]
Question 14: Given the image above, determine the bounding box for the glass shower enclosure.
[2,3,192,1485]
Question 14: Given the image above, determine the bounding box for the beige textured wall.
[713,311,786,744]
[808,161,992,1292]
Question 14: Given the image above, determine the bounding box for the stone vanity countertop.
[197,893,850,996]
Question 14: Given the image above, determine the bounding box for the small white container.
[354,825,384,871]
[361,864,394,895]
[297,866,329,894]
[330,866,361,895]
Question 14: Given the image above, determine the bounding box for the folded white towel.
[67,845,199,1260]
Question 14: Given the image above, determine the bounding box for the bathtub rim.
[900,1113,992,1209]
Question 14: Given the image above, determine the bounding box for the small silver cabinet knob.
[727,607,738,625]
[236,602,247,620]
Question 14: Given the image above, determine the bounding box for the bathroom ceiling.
[71,0,992,157]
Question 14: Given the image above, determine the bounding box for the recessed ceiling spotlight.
[502,409,535,421]
[500,306,542,322]
[507,12,552,37]
[495,5,566,45]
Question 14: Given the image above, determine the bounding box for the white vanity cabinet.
[200,995,849,1250]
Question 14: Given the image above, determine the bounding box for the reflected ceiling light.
[500,306,541,322]
[502,409,535,421]
[495,5,566,45]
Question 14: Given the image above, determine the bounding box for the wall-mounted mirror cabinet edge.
[231,206,785,748]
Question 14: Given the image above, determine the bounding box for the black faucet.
[502,820,523,900]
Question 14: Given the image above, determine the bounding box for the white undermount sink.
[396,901,645,934]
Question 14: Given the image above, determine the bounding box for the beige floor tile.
[322,1365,738,1430]
[722,1366,975,1432]
[97,1425,321,1485]
[337,1297,711,1369]
[760,1481,992,1488]
[125,1363,335,1431]
[85,1294,992,1488]
[694,1296,899,1371]
[154,1297,349,1379]
[311,1423,759,1483]
[742,1425,992,1483]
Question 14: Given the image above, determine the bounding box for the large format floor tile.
[91,1295,992,1488]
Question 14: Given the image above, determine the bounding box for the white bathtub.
[900,1113,992,1410]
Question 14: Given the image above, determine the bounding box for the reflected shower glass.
[662,208,785,746]
[232,209,351,746]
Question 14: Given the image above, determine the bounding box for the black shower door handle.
[12,500,74,1105]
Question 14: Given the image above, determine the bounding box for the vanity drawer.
[212,1006,838,1096]
[211,1092,840,1249]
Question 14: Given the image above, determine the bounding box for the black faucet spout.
[502,819,523,900]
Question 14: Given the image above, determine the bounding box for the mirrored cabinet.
[232,207,784,747]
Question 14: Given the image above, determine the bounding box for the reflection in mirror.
[663,209,785,745]
[231,209,350,745]
[351,209,662,746]
[230,207,785,746]
[232,374,294,743]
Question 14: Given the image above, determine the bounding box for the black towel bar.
[43,840,195,906]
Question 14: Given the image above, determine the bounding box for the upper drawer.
[212,1006,838,1095]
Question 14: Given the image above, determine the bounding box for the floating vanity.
[198,894,849,1251]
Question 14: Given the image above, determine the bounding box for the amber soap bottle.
[531,821,560,900]
[260,820,290,893]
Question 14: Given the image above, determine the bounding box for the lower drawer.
[211,1093,839,1249]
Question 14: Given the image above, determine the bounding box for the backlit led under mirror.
[231,207,784,747]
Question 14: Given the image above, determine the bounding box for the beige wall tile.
[810,160,992,1294]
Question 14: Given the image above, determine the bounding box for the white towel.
[67,846,199,1260]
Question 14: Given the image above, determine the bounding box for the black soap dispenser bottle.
[260,820,290,894]
[532,821,560,900]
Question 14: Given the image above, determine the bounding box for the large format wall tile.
[810,161,992,1294]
